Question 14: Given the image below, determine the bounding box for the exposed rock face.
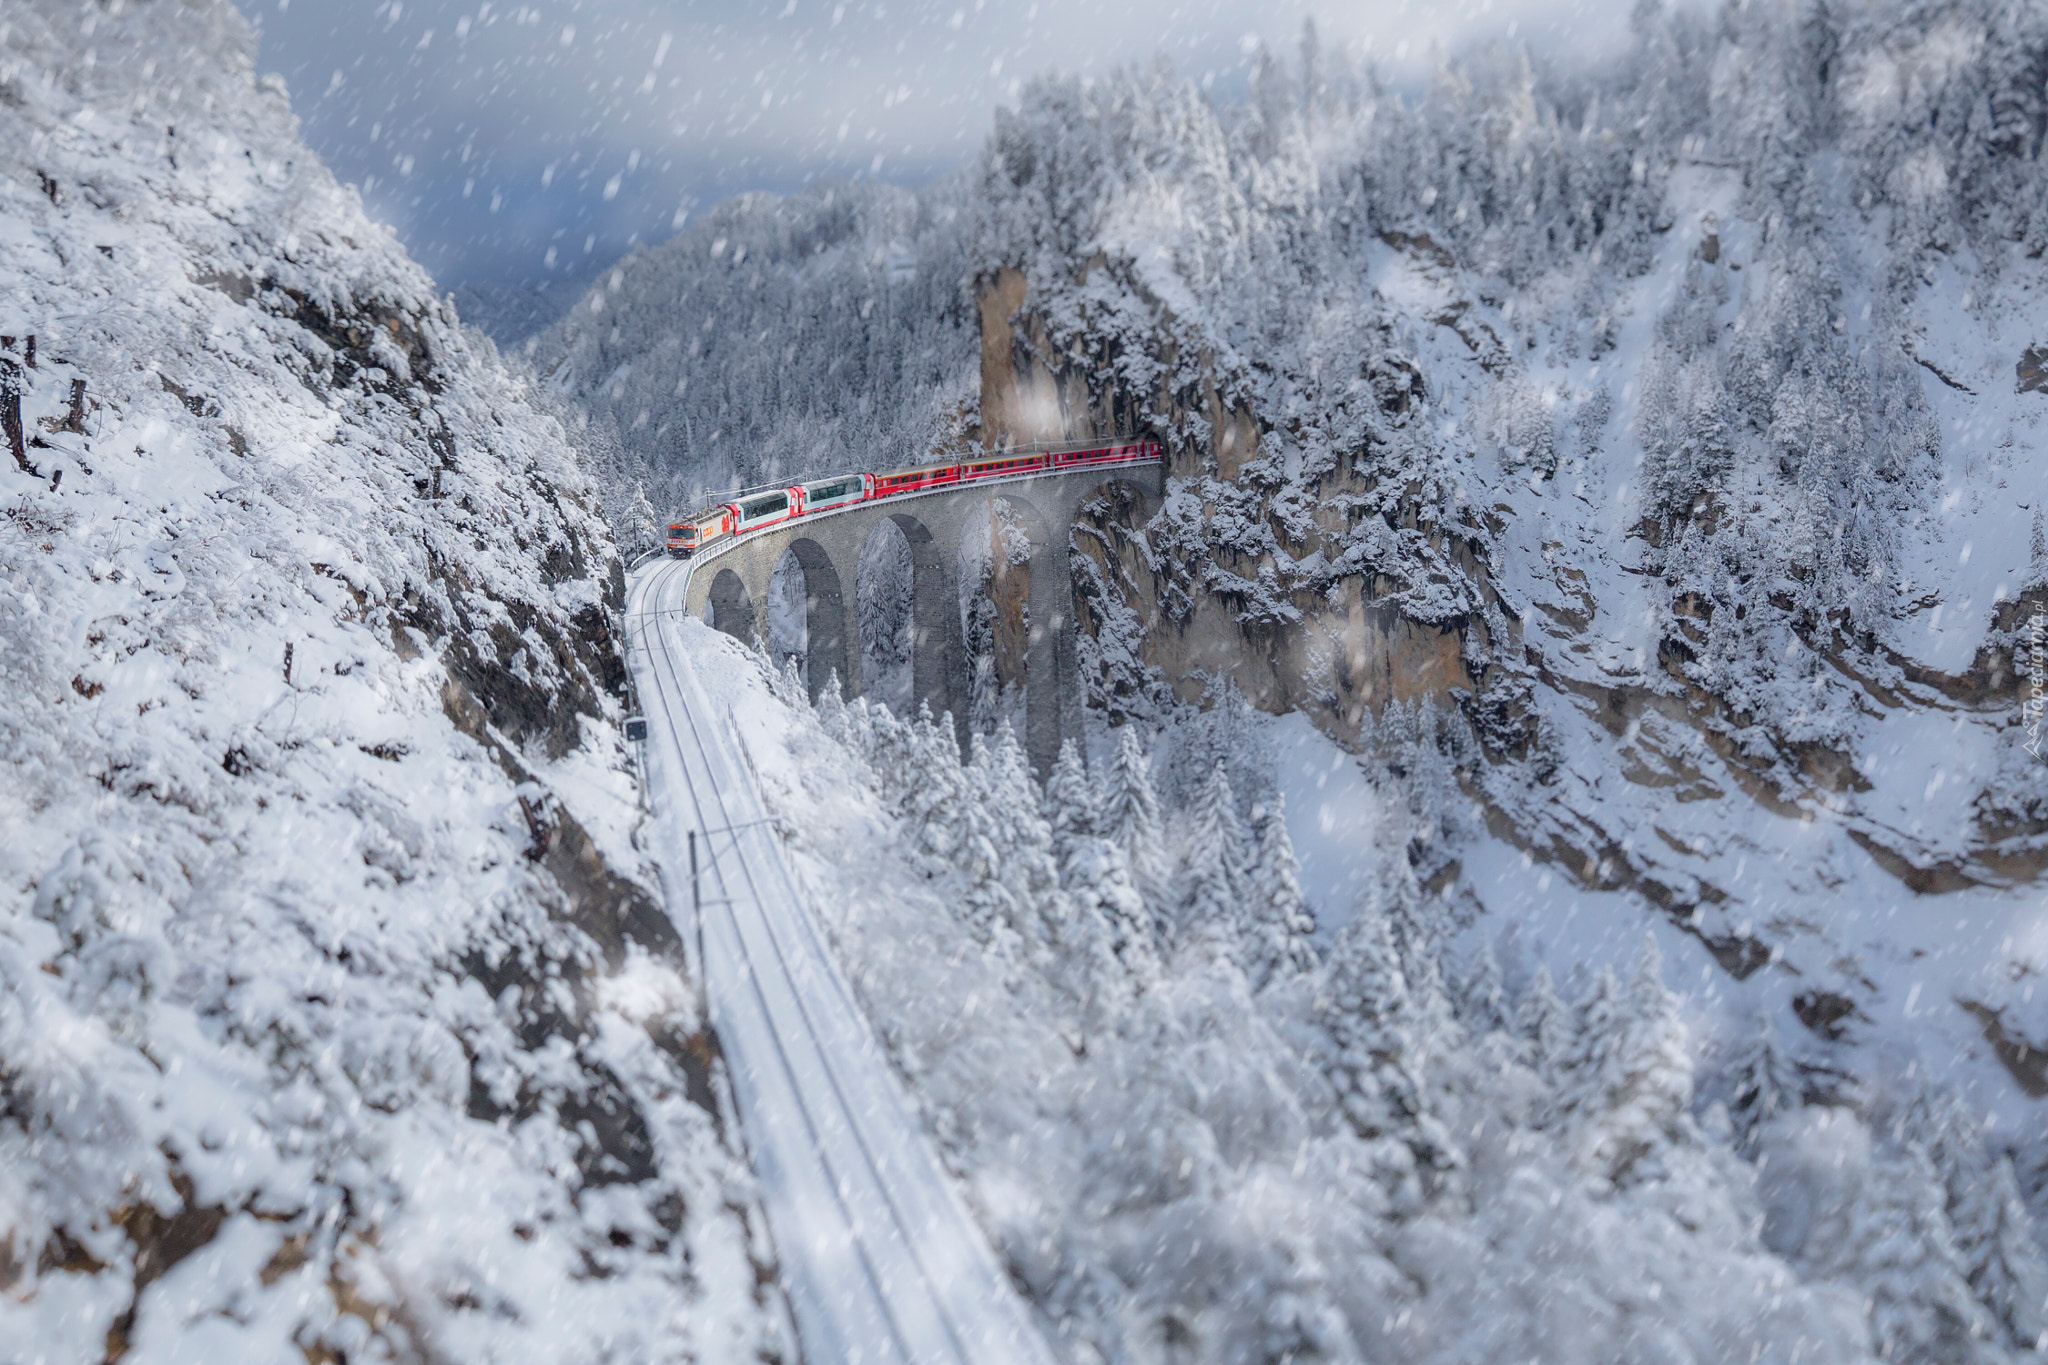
[978,268,1487,742]
[976,264,1174,452]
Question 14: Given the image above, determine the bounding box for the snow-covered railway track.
[626,558,1062,1365]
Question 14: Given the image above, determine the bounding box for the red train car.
[667,442,1161,558]
[869,459,962,498]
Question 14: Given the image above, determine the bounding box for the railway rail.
[626,552,1064,1365]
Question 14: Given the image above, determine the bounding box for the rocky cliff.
[959,10,2048,1116]
[0,4,784,1360]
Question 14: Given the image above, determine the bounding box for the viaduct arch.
[681,464,1163,774]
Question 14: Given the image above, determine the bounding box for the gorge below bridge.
[679,452,1165,774]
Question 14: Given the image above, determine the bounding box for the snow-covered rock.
[0,4,784,1360]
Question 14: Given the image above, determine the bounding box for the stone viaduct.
[679,461,1164,774]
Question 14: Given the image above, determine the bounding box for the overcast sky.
[237,0,1640,290]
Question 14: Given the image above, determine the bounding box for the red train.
[665,441,1160,557]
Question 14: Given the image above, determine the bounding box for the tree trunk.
[2,356,33,475]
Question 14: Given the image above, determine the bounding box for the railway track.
[626,556,1063,1365]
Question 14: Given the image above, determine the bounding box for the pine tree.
[990,725,1060,902]
[1382,854,1452,1028]
[625,479,661,558]
[1102,725,1167,900]
[1241,795,1317,991]
[1318,904,1419,1143]
[773,654,806,708]
[1909,1088,2048,1351]
[1179,762,1247,942]
[898,702,968,873]
[1725,1013,1803,1147]
[1557,964,1623,1129]
[816,669,849,742]
[1042,739,1098,868]
[1557,938,1693,1182]
[1515,963,1571,1085]
[1455,934,1508,1035]
[1036,737,1158,985]
[1803,1141,1996,1365]
[1953,1156,2048,1350]
[954,731,1021,948]
[1059,830,1158,983]
[1610,934,1695,1175]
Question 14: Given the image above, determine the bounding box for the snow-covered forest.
[705,626,2046,1365]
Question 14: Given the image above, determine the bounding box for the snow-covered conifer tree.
[1515,963,1571,1086]
[1318,904,1420,1145]
[1725,1014,1803,1148]
[1953,1156,2048,1351]
[898,703,968,873]
[623,480,661,558]
[1554,938,1693,1182]
[953,731,1025,949]
[989,724,1062,929]
[1455,934,1508,1034]
[1178,763,1248,945]
[1037,747,1152,986]
[1558,964,1623,1114]
[1102,725,1167,901]
[1800,1140,1996,1365]
[1908,1088,2048,1351]
[773,655,807,709]
[1241,796,1317,991]
[816,669,850,743]
[1043,740,1098,867]
[1382,854,1451,1024]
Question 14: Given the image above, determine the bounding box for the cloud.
[241,0,1639,287]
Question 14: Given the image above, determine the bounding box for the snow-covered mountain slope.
[547,0,2048,1123]
[539,3,2048,1357]
[0,5,784,1360]
[657,605,2048,1365]
[948,0,2048,1148]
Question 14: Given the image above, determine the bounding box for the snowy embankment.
[1,4,783,1361]
[629,556,1062,1365]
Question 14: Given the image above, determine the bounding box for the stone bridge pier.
[681,465,1162,774]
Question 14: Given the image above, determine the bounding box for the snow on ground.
[675,616,1914,1365]
[1267,711,1389,942]
[1440,139,2048,1144]
[0,5,784,1360]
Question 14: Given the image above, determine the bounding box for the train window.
[742,493,787,518]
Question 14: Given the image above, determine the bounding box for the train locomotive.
[664,440,1158,558]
